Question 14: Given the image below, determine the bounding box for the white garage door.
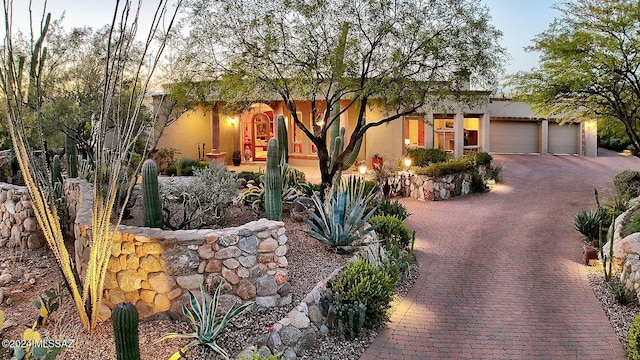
[549,123,580,154]
[490,120,539,154]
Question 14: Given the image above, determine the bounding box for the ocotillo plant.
[141,159,162,228]
[277,114,288,164]
[112,302,140,360]
[65,134,78,178]
[604,215,615,281]
[265,138,282,220]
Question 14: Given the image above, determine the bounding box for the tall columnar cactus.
[141,159,162,228]
[265,138,282,220]
[112,302,140,360]
[51,154,62,185]
[277,114,288,164]
[65,133,78,178]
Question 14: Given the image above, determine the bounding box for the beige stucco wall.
[156,104,212,160]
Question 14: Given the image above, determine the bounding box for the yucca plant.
[574,208,606,241]
[302,176,378,252]
[157,284,253,360]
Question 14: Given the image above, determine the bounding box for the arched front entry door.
[241,103,274,162]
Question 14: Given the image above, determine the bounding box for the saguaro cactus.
[112,302,140,360]
[277,114,288,164]
[265,138,282,220]
[65,134,78,178]
[141,159,162,228]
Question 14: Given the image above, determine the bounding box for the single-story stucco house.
[154,93,598,170]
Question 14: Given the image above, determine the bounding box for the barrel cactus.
[265,138,282,220]
[141,159,162,228]
[65,133,78,178]
[112,302,140,360]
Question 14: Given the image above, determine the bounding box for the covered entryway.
[489,120,539,154]
[549,123,580,154]
[241,103,274,162]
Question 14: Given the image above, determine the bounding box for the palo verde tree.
[0,0,182,331]
[176,0,506,190]
[508,0,640,154]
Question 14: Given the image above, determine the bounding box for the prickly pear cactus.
[112,302,140,360]
[265,138,282,220]
[141,159,162,228]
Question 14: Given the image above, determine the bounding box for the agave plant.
[302,176,378,252]
[157,284,253,360]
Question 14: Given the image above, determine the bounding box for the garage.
[490,120,539,154]
[549,123,580,154]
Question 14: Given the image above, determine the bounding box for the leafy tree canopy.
[174,0,506,186]
[507,0,640,153]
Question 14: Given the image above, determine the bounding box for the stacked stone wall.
[64,179,290,320]
[0,183,44,249]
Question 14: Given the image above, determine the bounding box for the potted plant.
[371,153,383,170]
[232,150,242,166]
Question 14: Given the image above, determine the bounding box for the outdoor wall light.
[230,117,238,126]
[404,138,410,146]
[404,157,412,168]
[358,164,367,175]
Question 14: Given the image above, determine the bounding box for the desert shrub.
[153,147,179,173]
[237,170,263,186]
[411,158,471,177]
[165,157,207,176]
[573,208,606,241]
[375,198,411,220]
[627,314,640,359]
[406,148,448,167]
[302,176,378,253]
[626,214,640,237]
[484,162,503,182]
[609,278,636,305]
[470,168,488,193]
[369,215,411,247]
[603,193,630,225]
[331,258,395,328]
[614,170,640,200]
[300,182,322,196]
[467,151,492,166]
[160,163,237,229]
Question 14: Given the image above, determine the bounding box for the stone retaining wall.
[64,179,290,320]
[0,183,44,249]
[387,171,472,201]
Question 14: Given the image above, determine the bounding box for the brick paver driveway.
[361,150,640,359]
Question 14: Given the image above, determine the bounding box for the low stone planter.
[385,170,473,201]
[0,183,44,249]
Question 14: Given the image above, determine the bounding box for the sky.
[9,0,562,78]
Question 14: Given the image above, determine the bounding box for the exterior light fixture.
[404,157,412,168]
[358,164,367,175]
[404,138,410,146]
[230,117,238,126]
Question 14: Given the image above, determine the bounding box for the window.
[292,112,303,153]
[404,115,425,147]
[464,117,479,154]
[434,118,455,153]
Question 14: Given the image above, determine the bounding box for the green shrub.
[332,258,395,328]
[375,198,411,220]
[238,346,280,360]
[406,148,448,167]
[237,170,263,186]
[573,208,606,240]
[470,168,488,193]
[604,194,629,226]
[169,157,207,176]
[369,215,411,247]
[467,151,492,166]
[626,215,640,237]
[614,170,640,200]
[627,314,640,359]
[302,176,378,253]
[484,162,503,182]
[411,158,471,177]
[300,182,322,196]
[609,278,636,305]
